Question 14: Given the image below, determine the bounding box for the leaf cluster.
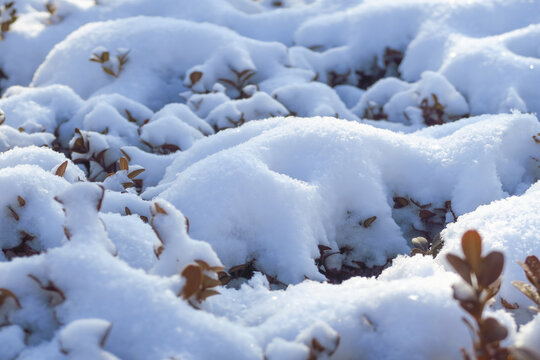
[0,2,17,41]
[447,230,539,360]
[90,48,129,78]
[512,255,540,313]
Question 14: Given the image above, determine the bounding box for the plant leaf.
[119,157,129,171]
[480,317,508,344]
[447,254,472,284]
[0,288,21,309]
[180,265,203,300]
[127,168,145,179]
[197,289,220,301]
[477,251,504,288]
[190,71,202,85]
[55,161,68,177]
[512,281,540,305]
[462,230,482,273]
[363,216,376,228]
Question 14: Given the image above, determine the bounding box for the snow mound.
[145,113,539,283]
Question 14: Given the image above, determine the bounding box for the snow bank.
[145,113,539,283]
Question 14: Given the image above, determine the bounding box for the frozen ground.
[0,0,539,359]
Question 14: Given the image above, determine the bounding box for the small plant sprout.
[90,47,130,78]
[512,255,540,313]
[447,230,540,360]
[218,68,257,98]
[45,1,62,24]
[0,1,17,41]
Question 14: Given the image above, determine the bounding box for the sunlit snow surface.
[0,0,539,359]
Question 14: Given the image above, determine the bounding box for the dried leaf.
[154,203,167,215]
[363,216,376,228]
[119,149,131,162]
[419,209,436,220]
[523,255,540,288]
[55,161,68,177]
[0,288,21,309]
[477,251,504,288]
[393,197,409,209]
[119,157,129,171]
[512,281,540,305]
[180,265,203,300]
[194,259,210,271]
[124,207,132,215]
[210,265,225,273]
[7,205,19,221]
[122,182,135,189]
[190,71,203,85]
[311,338,326,353]
[197,289,219,301]
[501,297,519,310]
[17,196,26,207]
[202,275,222,289]
[462,230,482,273]
[480,317,508,343]
[102,66,117,78]
[447,254,472,285]
[127,168,145,179]
[154,244,164,259]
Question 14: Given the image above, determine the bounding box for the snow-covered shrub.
[353,71,469,126]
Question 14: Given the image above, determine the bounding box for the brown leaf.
[419,209,436,220]
[446,254,472,284]
[311,338,326,353]
[122,182,134,189]
[154,244,164,259]
[462,230,482,273]
[363,216,376,228]
[523,255,540,288]
[7,205,19,221]
[480,317,508,344]
[0,288,22,309]
[210,266,225,273]
[119,149,131,162]
[197,289,220,301]
[99,323,113,348]
[102,66,117,78]
[194,259,210,271]
[190,71,203,85]
[512,281,540,306]
[393,197,409,209]
[55,160,68,177]
[28,274,66,306]
[127,168,145,179]
[119,157,129,171]
[180,265,203,300]
[17,196,26,207]
[202,275,222,289]
[124,207,132,216]
[501,297,519,310]
[154,203,167,215]
[477,251,504,288]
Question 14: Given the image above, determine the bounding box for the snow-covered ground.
[0,0,539,359]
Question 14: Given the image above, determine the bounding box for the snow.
[0,0,539,358]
